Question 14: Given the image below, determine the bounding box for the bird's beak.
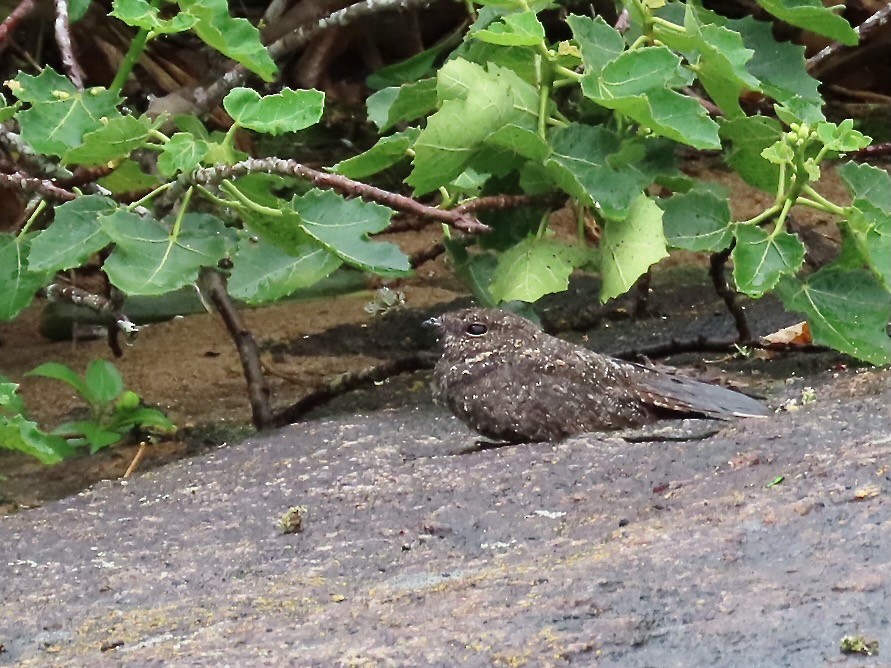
[423,316,442,330]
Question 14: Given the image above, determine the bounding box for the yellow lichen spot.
[853,483,880,500]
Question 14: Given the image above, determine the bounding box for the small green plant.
[0,379,73,464]
[27,360,175,453]
[0,360,175,464]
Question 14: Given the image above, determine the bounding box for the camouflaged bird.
[426,308,769,443]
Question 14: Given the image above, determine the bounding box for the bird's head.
[424,307,542,356]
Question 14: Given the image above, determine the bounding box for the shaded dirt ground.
[1,163,890,664]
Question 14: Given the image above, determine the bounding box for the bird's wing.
[625,362,770,419]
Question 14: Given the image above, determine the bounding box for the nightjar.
[427,307,769,443]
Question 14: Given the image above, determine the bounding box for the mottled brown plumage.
[427,308,769,443]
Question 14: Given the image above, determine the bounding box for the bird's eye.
[466,322,488,336]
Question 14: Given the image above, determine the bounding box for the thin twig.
[0,127,74,181]
[453,194,560,214]
[0,0,37,44]
[191,157,490,234]
[709,245,752,342]
[612,337,829,361]
[808,3,891,78]
[269,353,435,428]
[0,171,76,200]
[53,0,84,88]
[262,0,292,23]
[193,0,436,111]
[46,283,135,356]
[123,441,148,478]
[409,241,446,268]
[199,268,273,429]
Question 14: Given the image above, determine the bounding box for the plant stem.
[740,203,782,227]
[219,180,283,216]
[110,28,152,94]
[19,199,47,235]
[799,185,847,215]
[197,184,247,211]
[170,187,193,238]
[126,182,174,211]
[554,65,582,81]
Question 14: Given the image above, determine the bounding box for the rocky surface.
[2,361,889,666]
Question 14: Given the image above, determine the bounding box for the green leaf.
[581,47,721,149]
[485,124,549,161]
[223,87,325,135]
[26,362,89,397]
[661,187,733,252]
[846,202,891,289]
[445,240,498,307]
[54,419,122,452]
[11,68,121,157]
[28,195,116,271]
[732,225,806,297]
[838,161,891,211]
[728,17,822,116]
[63,114,157,165]
[682,7,761,118]
[0,234,50,321]
[157,132,210,177]
[545,124,644,218]
[777,267,891,365]
[331,128,419,179]
[99,158,161,193]
[366,39,454,89]
[114,405,176,432]
[455,39,540,85]
[567,14,625,75]
[292,189,411,276]
[754,0,857,45]
[475,11,545,46]
[0,384,72,464]
[720,116,783,192]
[178,0,277,81]
[490,237,586,304]
[84,359,125,406]
[0,99,20,122]
[366,79,437,133]
[839,162,891,288]
[101,211,235,295]
[407,59,537,194]
[600,194,668,302]
[228,238,343,304]
[111,0,197,33]
[816,119,870,154]
[69,0,92,22]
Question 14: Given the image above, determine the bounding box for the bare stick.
[0,0,36,44]
[709,246,752,342]
[199,268,273,430]
[613,337,828,361]
[0,171,76,200]
[123,441,148,478]
[453,194,560,214]
[53,0,84,88]
[194,0,436,110]
[269,353,434,428]
[191,157,490,234]
[46,283,135,333]
[808,3,891,78]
